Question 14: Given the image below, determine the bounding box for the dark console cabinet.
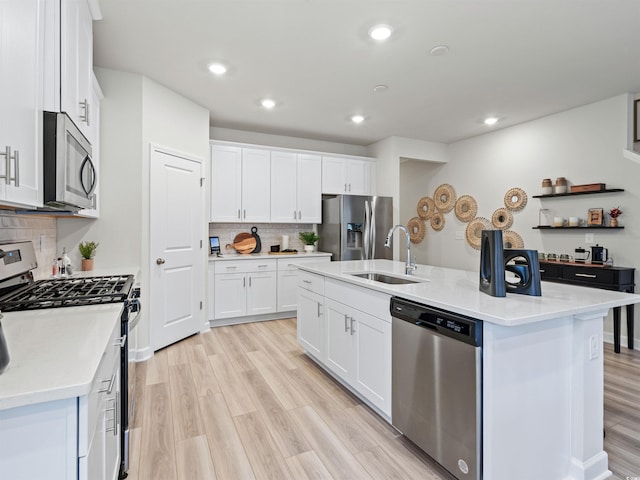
[539,261,635,353]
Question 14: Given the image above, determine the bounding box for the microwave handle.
[80,155,97,197]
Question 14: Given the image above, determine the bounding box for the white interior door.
[150,146,204,351]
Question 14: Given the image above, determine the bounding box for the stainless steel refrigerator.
[318,195,393,261]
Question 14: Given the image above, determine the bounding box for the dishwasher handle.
[415,320,438,331]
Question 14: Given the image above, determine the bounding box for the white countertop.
[298,259,640,327]
[48,266,140,280]
[0,304,123,411]
[209,251,331,262]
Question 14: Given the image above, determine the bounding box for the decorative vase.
[610,218,618,227]
[304,245,314,253]
[82,258,94,271]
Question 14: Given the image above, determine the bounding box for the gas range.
[0,240,140,479]
[0,241,133,312]
[0,275,133,312]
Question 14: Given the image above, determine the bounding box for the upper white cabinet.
[210,145,242,222]
[210,145,271,222]
[75,73,102,218]
[44,0,100,144]
[210,141,377,223]
[0,0,45,208]
[322,156,374,195]
[241,148,271,222]
[270,151,321,223]
[61,0,94,142]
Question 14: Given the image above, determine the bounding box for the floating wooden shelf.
[533,226,624,230]
[532,188,624,199]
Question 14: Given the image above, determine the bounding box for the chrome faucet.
[384,225,417,275]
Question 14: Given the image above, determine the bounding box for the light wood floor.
[127,318,640,480]
[604,341,640,480]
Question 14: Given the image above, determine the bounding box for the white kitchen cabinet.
[60,0,95,142]
[297,289,324,360]
[297,276,391,416]
[0,0,45,208]
[277,256,330,312]
[270,151,321,223]
[213,260,276,320]
[0,318,121,480]
[246,270,277,315]
[210,145,271,222]
[214,272,247,318]
[242,148,271,222]
[323,297,391,415]
[208,264,216,321]
[210,144,242,222]
[296,270,326,360]
[76,73,102,218]
[322,156,374,196]
[324,298,354,379]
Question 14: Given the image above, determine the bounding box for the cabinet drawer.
[79,320,121,457]
[298,270,325,295]
[538,263,561,280]
[277,256,330,272]
[215,259,276,274]
[325,278,391,322]
[561,266,617,286]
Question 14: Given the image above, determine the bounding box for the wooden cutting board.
[232,232,257,254]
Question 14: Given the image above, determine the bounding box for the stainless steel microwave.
[43,112,96,211]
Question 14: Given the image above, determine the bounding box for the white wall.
[210,126,369,156]
[57,68,210,359]
[399,94,639,345]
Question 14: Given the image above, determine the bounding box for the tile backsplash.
[209,223,316,253]
[0,210,57,280]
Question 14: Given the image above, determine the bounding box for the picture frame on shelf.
[588,208,604,226]
[635,99,640,142]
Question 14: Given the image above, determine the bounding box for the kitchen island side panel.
[483,311,610,480]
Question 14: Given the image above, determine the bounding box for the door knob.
[156,258,166,265]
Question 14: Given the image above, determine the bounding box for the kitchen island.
[296,259,640,480]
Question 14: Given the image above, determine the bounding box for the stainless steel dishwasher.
[390,297,482,480]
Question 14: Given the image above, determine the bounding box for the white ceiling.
[93,0,640,146]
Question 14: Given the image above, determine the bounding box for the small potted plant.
[78,241,98,271]
[299,231,319,253]
[608,206,622,227]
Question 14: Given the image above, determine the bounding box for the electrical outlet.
[585,233,595,244]
[589,335,599,360]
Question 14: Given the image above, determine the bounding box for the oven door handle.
[128,298,142,332]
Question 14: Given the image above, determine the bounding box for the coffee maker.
[574,247,590,263]
[591,244,608,264]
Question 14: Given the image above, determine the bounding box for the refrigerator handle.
[370,200,376,259]
[364,200,371,260]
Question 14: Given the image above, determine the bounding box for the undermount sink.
[349,272,423,285]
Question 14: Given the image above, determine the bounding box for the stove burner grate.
[0,275,134,312]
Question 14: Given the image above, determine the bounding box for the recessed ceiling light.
[373,85,389,93]
[369,24,393,41]
[261,98,276,109]
[430,45,450,56]
[208,63,227,75]
[484,117,499,125]
[351,115,365,124]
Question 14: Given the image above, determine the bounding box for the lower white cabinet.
[277,257,329,312]
[0,319,122,480]
[210,255,331,322]
[296,270,325,359]
[213,260,277,320]
[296,275,392,416]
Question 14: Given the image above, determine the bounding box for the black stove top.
[0,275,134,312]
